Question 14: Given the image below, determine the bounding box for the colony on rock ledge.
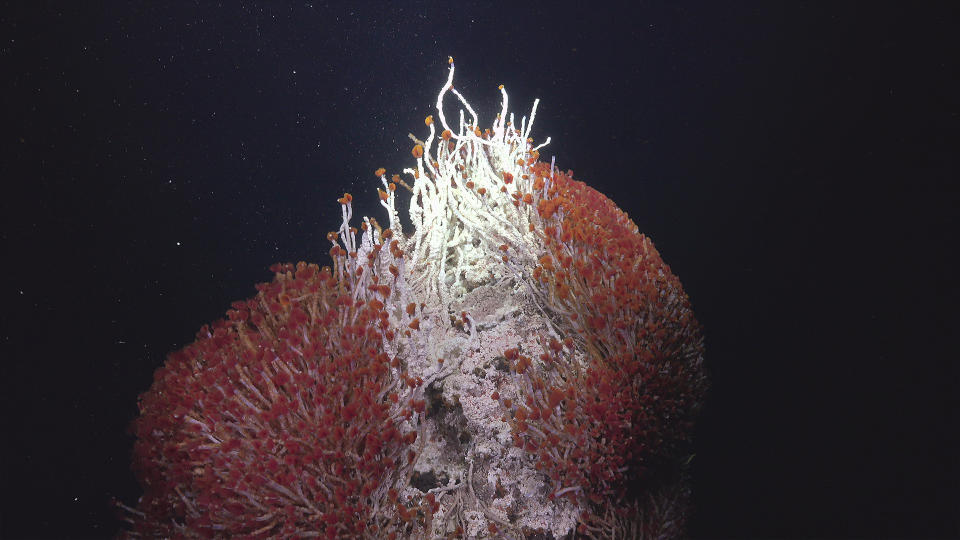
[123,59,707,539]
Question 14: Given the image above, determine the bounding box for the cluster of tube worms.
[127,261,429,538]
[494,162,706,536]
[124,59,705,539]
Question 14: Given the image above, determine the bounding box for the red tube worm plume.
[504,163,707,531]
[125,261,417,538]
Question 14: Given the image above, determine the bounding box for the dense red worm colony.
[128,262,418,538]
[500,163,706,534]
